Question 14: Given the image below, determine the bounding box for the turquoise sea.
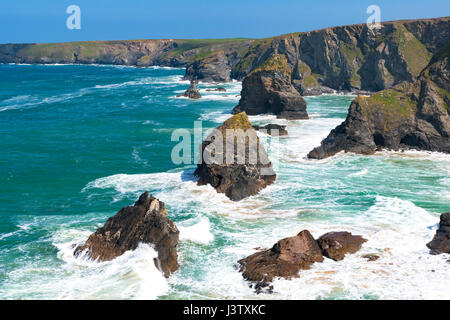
[0,64,449,299]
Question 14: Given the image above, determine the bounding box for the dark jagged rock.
[184,51,231,82]
[232,54,308,120]
[253,124,288,136]
[206,87,227,92]
[317,232,367,261]
[177,80,201,99]
[308,45,450,159]
[74,192,179,277]
[362,254,380,261]
[194,112,276,201]
[237,230,323,290]
[427,212,450,254]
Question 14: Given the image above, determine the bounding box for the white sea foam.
[55,238,168,299]
[4,69,449,299]
[349,168,369,177]
[267,196,449,300]
[178,218,214,244]
[94,75,188,90]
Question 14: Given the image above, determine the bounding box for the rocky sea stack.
[232,54,308,120]
[427,212,450,254]
[308,45,450,159]
[238,230,323,291]
[238,230,367,291]
[194,112,276,201]
[178,80,201,99]
[74,192,179,277]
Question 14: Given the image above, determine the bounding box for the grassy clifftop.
[0,16,448,93]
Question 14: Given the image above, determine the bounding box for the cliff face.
[184,50,232,82]
[308,44,450,159]
[232,17,449,93]
[1,17,447,90]
[0,38,253,80]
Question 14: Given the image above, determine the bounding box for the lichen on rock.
[194,112,276,201]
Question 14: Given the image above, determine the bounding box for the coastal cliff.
[0,38,253,82]
[308,44,450,159]
[232,17,449,94]
[1,17,448,91]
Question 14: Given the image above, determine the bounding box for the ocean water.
[0,64,449,300]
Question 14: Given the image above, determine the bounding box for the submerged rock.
[194,112,276,201]
[237,230,323,290]
[178,80,201,99]
[74,192,179,277]
[232,54,308,120]
[253,124,288,136]
[238,229,368,291]
[362,254,380,261]
[206,87,227,92]
[427,212,450,254]
[317,232,367,261]
[308,45,450,159]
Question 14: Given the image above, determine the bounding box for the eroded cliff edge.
[1,17,448,91]
[308,44,450,159]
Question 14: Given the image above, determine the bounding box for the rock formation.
[238,229,368,290]
[0,17,448,94]
[74,192,179,277]
[427,212,450,254]
[308,44,450,159]
[237,230,324,290]
[206,87,227,92]
[252,124,288,136]
[232,54,308,120]
[232,18,449,93]
[317,232,367,261]
[178,80,201,99]
[184,51,231,82]
[194,112,276,201]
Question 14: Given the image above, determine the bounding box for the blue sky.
[0,0,449,43]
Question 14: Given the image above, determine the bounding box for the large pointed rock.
[194,112,276,201]
[232,54,308,120]
[74,192,179,277]
[427,212,450,254]
[177,80,201,99]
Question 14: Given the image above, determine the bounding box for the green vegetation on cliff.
[221,112,253,131]
[252,54,291,78]
[358,88,417,117]
[393,24,432,77]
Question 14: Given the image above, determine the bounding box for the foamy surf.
[178,218,215,244]
[2,64,449,300]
